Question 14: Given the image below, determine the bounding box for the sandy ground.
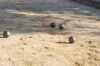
[0,0,100,66]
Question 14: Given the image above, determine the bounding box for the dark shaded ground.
[0,0,100,36]
[73,0,100,9]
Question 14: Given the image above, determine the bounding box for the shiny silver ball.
[3,31,10,38]
[69,36,76,43]
[59,24,64,30]
[50,22,56,28]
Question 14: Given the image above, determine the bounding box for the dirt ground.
[0,0,100,66]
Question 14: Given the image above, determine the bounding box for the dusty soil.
[0,0,100,66]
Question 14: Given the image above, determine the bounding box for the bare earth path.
[0,0,100,66]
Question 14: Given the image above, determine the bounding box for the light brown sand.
[0,0,100,66]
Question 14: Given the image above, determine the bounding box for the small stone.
[8,58,11,61]
[88,41,92,44]
[23,43,27,45]
[20,38,23,40]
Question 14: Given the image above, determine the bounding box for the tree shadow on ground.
[0,0,100,35]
